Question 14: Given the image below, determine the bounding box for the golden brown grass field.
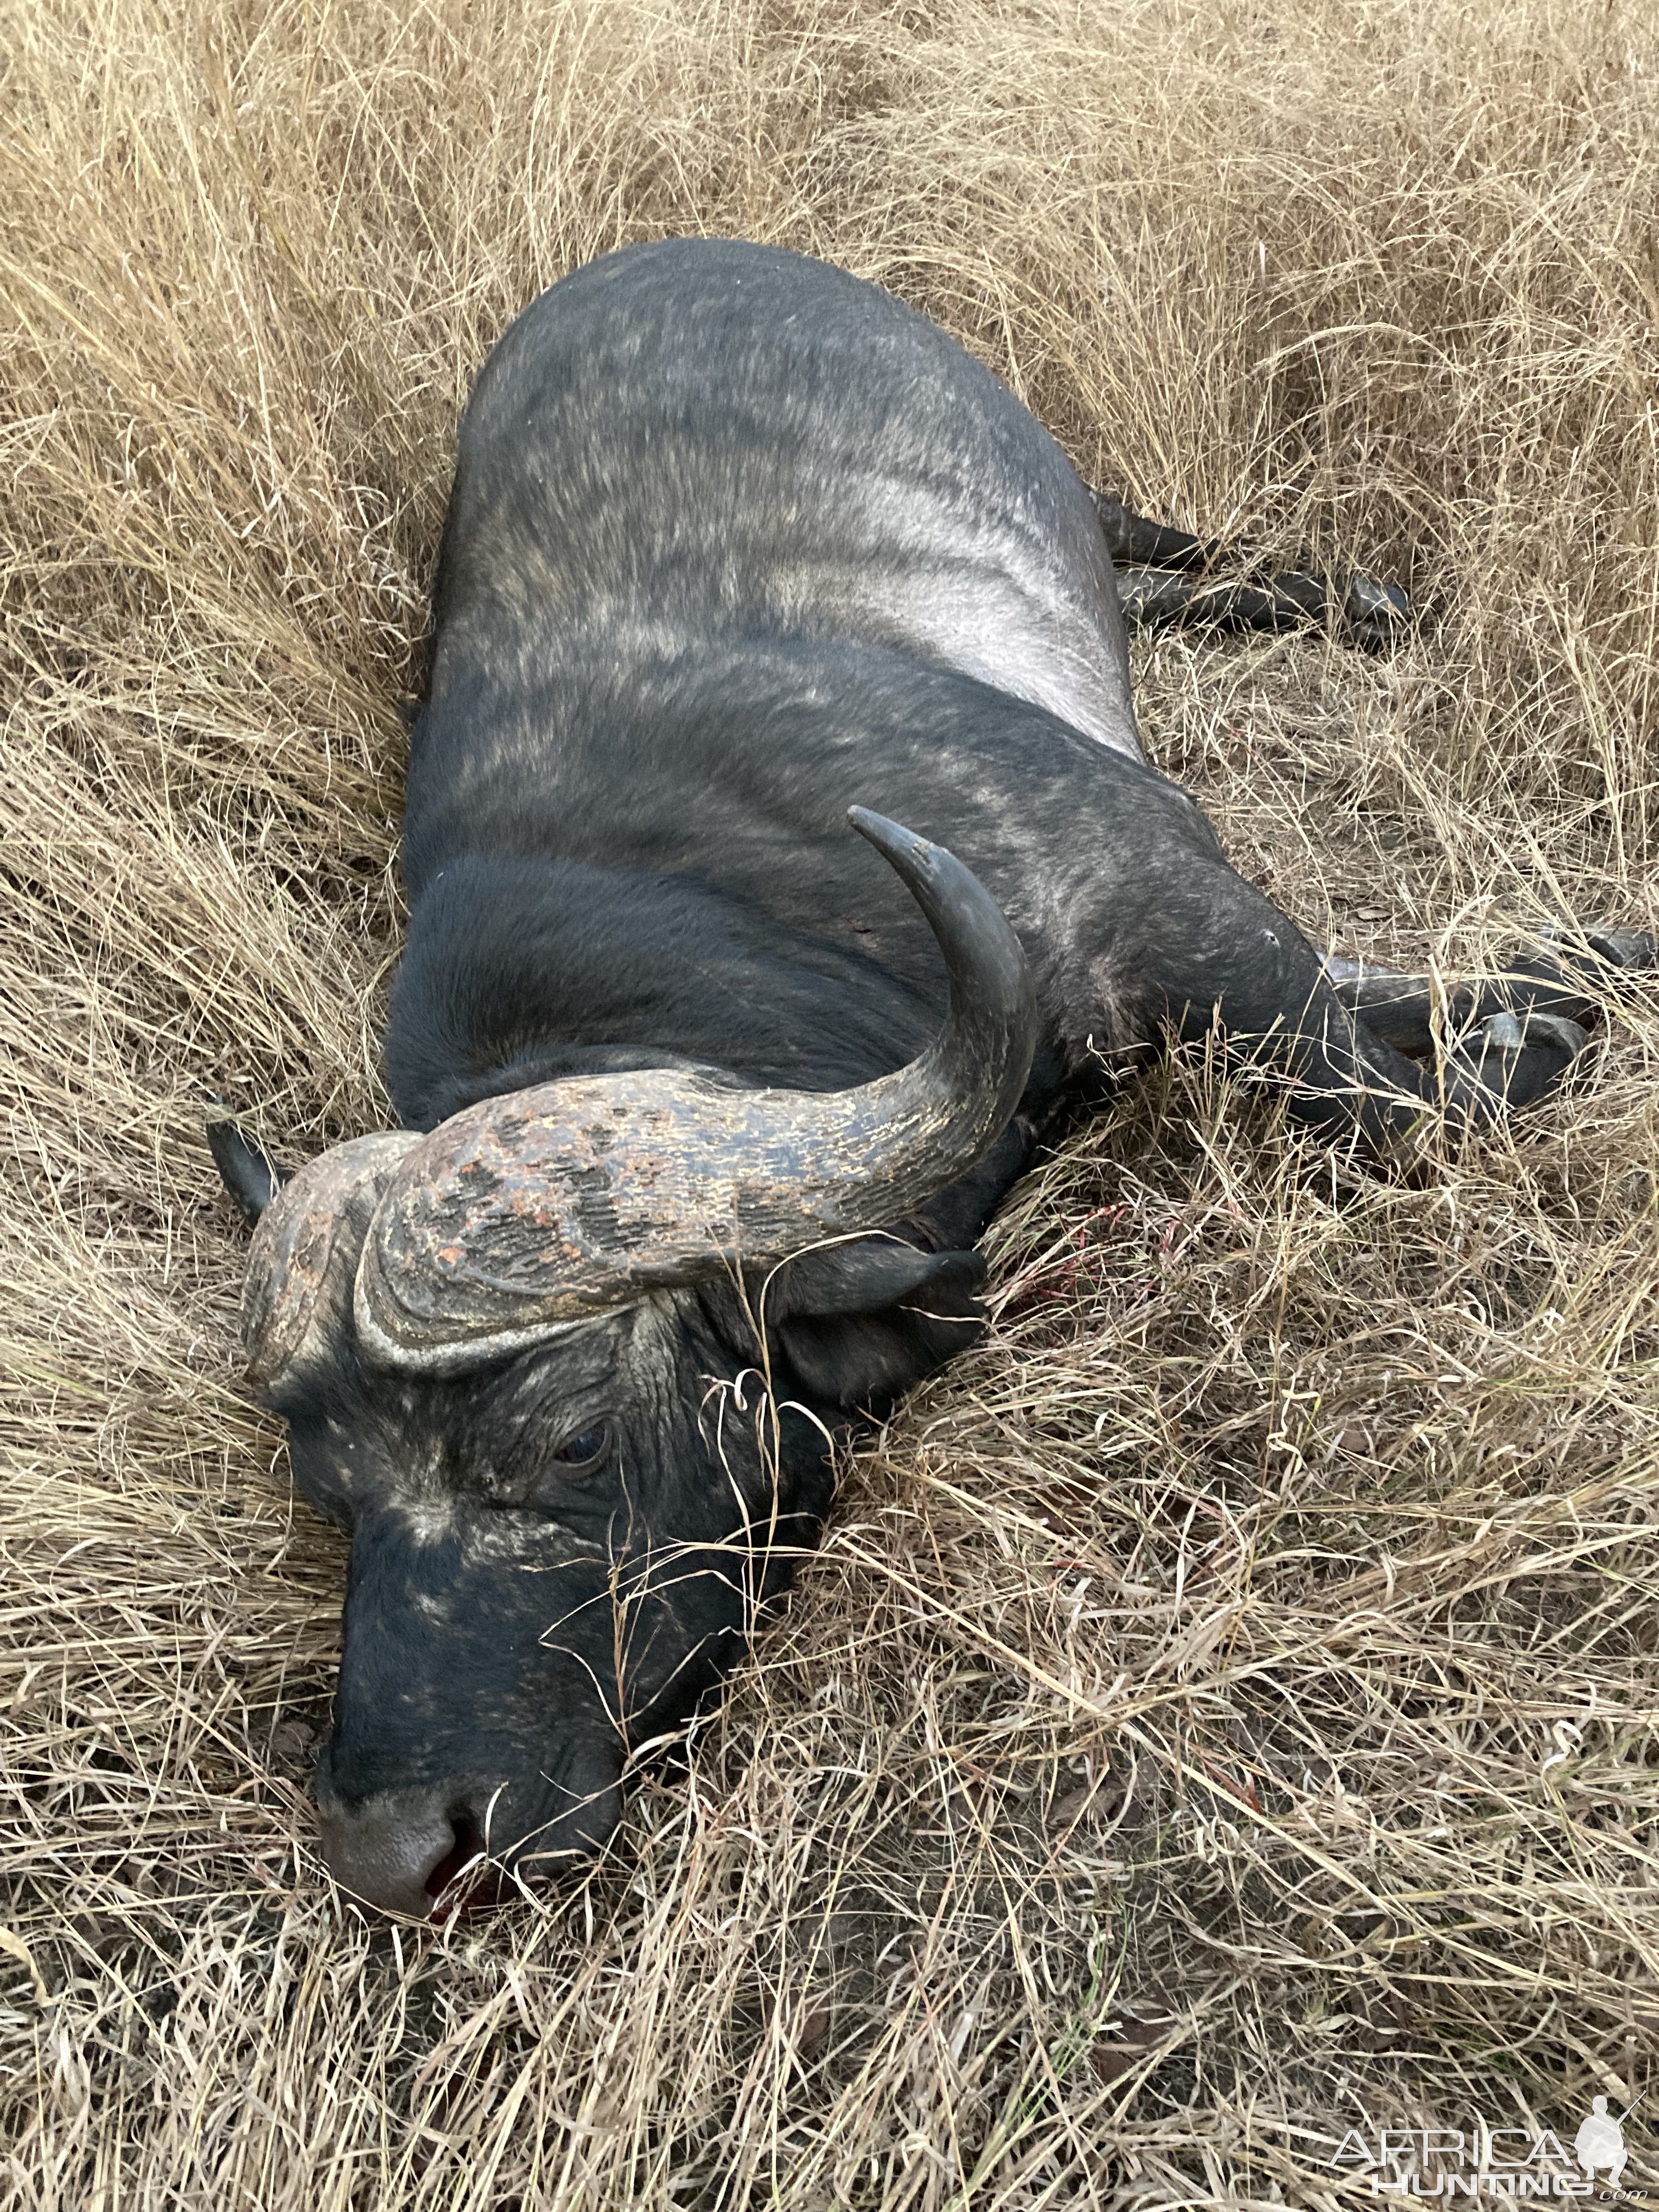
[5,0,1659,2203]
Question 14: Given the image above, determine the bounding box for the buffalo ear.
[765,1238,988,1418]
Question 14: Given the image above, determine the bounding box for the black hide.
[218,239,1647,1914]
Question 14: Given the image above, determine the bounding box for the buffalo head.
[212,812,1034,1915]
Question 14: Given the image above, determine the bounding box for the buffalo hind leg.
[1090,488,1410,651]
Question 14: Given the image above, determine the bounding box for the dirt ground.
[3,2,1657,2205]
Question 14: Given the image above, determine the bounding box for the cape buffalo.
[211,238,1650,1916]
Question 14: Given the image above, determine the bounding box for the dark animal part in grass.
[1092,487,1414,647]
[209,239,1654,1918]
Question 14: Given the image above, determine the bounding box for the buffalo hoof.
[1342,571,1412,651]
[1446,1005,1590,1111]
[1537,923,1658,976]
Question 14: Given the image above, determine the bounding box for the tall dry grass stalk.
[3,1,1658,2204]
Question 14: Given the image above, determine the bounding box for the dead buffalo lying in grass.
[209,238,1652,1917]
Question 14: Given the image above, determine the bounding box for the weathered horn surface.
[243,1133,421,1388]
[353,810,1036,1373]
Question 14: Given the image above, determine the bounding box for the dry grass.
[4,0,1659,2203]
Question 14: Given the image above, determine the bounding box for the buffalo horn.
[351,810,1036,1372]
[242,1133,421,1388]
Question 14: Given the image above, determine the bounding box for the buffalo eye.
[550,1422,609,1471]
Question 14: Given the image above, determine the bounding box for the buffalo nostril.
[422,1808,495,1916]
[317,1795,464,1918]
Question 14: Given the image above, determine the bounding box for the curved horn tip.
[847,804,1032,1028]
[847,805,939,878]
[207,1112,287,1226]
